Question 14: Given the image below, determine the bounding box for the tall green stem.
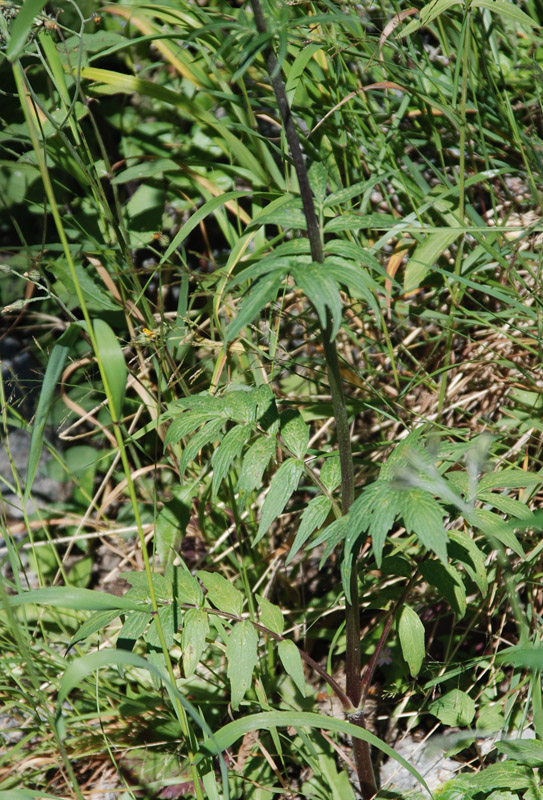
[249,2,376,796]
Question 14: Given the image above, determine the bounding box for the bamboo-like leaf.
[93,318,126,421]
[25,324,78,502]
[255,458,304,545]
[278,640,306,696]
[211,425,250,497]
[6,587,148,612]
[226,620,258,710]
[404,228,460,292]
[398,605,425,677]
[197,571,243,617]
[182,608,209,677]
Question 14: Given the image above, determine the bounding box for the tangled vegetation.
[1,1,543,798]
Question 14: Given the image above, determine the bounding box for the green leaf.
[398,605,425,677]
[286,495,332,565]
[478,469,542,491]
[495,739,543,767]
[429,689,475,726]
[226,620,258,710]
[53,262,119,312]
[308,161,328,207]
[197,571,243,617]
[68,609,121,650]
[255,458,304,545]
[6,0,49,61]
[470,509,525,558]
[290,262,343,340]
[165,411,220,447]
[237,436,276,508]
[211,425,250,498]
[144,604,177,650]
[68,556,93,589]
[179,418,224,479]
[469,762,535,793]
[473,0,538,28]
[117,610,150,651]
[121,571,171,600]
[93,319,126,421]
[420,561,466,618]
[156,501,190,566]
[280,409,309,459]
[256,595,284,635]
[320,454,341,493]
[167,567,204,607]
[226,271,285,343]
[6,587,148,612]
[404,229,460,292]
[278,639,306,696]
[25,325,78,502]
[448,530,488,596]
[220,390,258,423]
[201,710,430,794]
[402,490,449,563]
[182,608,209,677]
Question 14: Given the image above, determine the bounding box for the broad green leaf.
[165,411,220,447]
[94,319,126,421]
[6,0,49,61]
[237,436,276,508]
[286,495,332,564]
[320,454,341,492]
[429,689,475,726]
[220,390,258,423]
[470,509,525,558]
[145,604,177,650]
[182,608,209,677]
[420,561,466,618]
[155,501,190,566]
[256,595,284,635]
[495,739,543,767]
[226,620,258,710]
[468,762,535,793]
[280,409,309,459]
[167,567,203,607]
[308,161,328,207]
[398,605,425,677]
[402,490,449,563]
[476,703,506,733]
[6,587,148,612]
[478,469,542,491]
[117,610,150,651]
[448,531,488,596]
[68,609,121,649]
[497,646,543,669]
[278,639,306,696]
[25,325,78,502]
[211,425,250,498]
[226,271,285,343]
[255,458,304,545]
[404,229,460,292]
[197,571,243,617]
[290,262,343,340]
[474,0,538,28]
[68,556,93,589]
[53,261,119,312]
[121,571,171,600]
[179,418,224,479]
[201,710,430,794]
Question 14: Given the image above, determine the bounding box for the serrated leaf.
[398,605,425,677]
[165,411,219,447]
[286,495,332,564]
[182,608,209,677]
[290,262,343,340]
[144,604,177,651]
[220,390,257,423]
[448,530,488,596]
[367,484,401,567]
[280,409,309,459]
[180,418,224,479]
[68,609,120,649]
[118,610,150,651]
[237,436,276,508]
[469,761,534,793]
[255,458,304,545]
[278,639,306,696]
[470,509,525,558]
[226,271,285,343]
[168,567,203,607]
[495,739,543,767]
[212,425,250,497]
[256,595,284,635]
[420,561,466,618]
[226,620,258,710]
[308,162,328,207]
[478,469,542,491]
[320,455,341,492]
[197,571,243,617]
[429,689,475,727]
[325,258,382,319]
[402,490,449,563]
[156,501,190,566]
[478,492,534,520]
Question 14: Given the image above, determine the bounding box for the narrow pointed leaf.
[398,605,425,677]
[256,458,304,545]
[197,571,243,617]
[278,639,306,696]
[226,271,285,343]
[226,620,258,710]
[182,608,209,677]
[280,409,309,459]
[237,436,276,507]
[94,319,126,420]
[286,495,332,564]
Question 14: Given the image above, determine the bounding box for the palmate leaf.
[290,262,343,340]
[226,620,258,710]
[255,458,304,545]
[179,418,224,479]
[402,489,449,563]
[165,411,220,447]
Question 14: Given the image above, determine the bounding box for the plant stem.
[249,2,376,796]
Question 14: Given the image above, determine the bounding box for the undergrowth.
[1,1,543,799]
